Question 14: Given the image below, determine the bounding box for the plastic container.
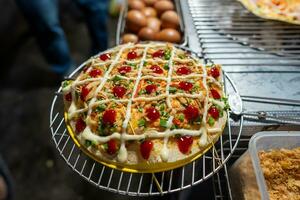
[229,131,300,200]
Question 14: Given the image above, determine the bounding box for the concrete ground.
[0,1,214,199]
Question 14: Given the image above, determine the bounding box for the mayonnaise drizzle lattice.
[65,43,223,163]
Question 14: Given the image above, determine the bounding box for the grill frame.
[49,52,244,196]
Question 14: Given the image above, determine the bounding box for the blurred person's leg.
[75,0,108,54]
[15,0,72,75]
[0,155,13,200]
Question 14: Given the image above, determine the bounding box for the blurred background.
[0,0,122,199]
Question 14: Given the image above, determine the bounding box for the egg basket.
[116,0,188,46]
[49,43,244,196]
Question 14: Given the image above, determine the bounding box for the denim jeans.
[15,0,108,75]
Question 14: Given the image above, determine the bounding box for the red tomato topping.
[150,65,164,74]
[99,53,111,61]
[211,89,221,99]
[176,66,191,75]
[210,67,220,78]
[140,140,153,160]
[208,106,219,120]
[75,118,86,133]
[127,51,138,60]
[152,49,164,58]
[113,86,127,98]
[146,107,160,121]
[102,109,116,125]
[177,136,193,154]
[80,86,90,101]
[107,139,118,155]
[89,69,102,77]
[65,92,72,101]
[118,66,132,75]
[145,84,157,94]
[172,118,181,126]
[183,105,199,121]
[178,81,193,91]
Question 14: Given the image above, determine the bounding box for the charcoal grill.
[50,0,300,198]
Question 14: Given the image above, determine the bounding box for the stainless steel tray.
[116,0,188,46]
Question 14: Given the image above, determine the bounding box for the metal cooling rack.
[49,67,244,196]
[188,0,300,69]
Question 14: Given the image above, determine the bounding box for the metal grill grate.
[49,67,243,196]
[188,0,300,68]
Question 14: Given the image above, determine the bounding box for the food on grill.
[122,0,183,44]
[62,42,228,171]
[238,0,300,25]
[259,147,300,200]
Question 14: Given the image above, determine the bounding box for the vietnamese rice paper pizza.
[61,42,229,172]
[237,0,300,25]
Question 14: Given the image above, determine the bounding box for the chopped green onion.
[62,80,71,88]
[138,89,146,95]
[164,50,171,60]
[85,140,92,147]
[138,118,146,127]
[146,80,153,84]
[96,104,106,112]
[179,114,185,122]
[163,63,169,70]
[169,87,177,93]
[159,119,168,128]
[159,104,165,112]
[102,143,108,151]
[138,107,143,113]
[112,75,122,82]
[208,117,215,126]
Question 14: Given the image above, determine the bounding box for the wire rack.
[188,0,300,69]
[49,60,243,196]
[187,1,300,199]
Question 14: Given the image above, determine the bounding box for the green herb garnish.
[85,140,92,147]
[138,89,146,95]
[138,118,146,127]
[138,107,143,113]
[179,114,185,122]
[208,117,215,126]
[169,87,177,93]
[164,50,171,60]
[112,75,122,82]
[96,104,106,112]
[163,63,169,70]
[159,104,165,112]
[159,119,168,128]
[62,80,72,88]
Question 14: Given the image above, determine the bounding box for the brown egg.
[122,33,139,43]
[126,10,147,32]
[128,0,145,10]
[143,0,156,6]
[161,10,179,29]
[142,7,157,17]
[147,17,161,33]
[154,0,174,15]
[138,27,156,41]
[156,28,181,43]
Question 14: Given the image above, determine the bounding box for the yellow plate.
[64,112,224,173]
